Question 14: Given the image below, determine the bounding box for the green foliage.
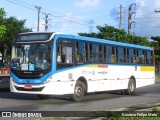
[0,8,32,59]
[78,25,150,46]
[0,8,6,38]
[150,41,160,64]
[0,25,6,38]
[152,107,160,112]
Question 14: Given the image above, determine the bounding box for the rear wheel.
[37,94,50,99]
[71,81,86,102]
[124,78,136,95]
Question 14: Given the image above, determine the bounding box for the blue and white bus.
[10,32,155,101]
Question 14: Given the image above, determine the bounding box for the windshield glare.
[11,43,51,71]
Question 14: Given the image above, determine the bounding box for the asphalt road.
[0,77,159,112]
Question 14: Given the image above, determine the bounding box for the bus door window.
[65,47,72,63]
[106,46,112,63]
[61,46,73,64]
[57,46,61,62]
[56,39,73,70]
[62,47,66,63]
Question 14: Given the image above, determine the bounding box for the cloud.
[136,0,145,6]
[54,13,83,33]
[75,0,101,8]
[17,16,23,20]
[132,0,160,37]
[31,20,45,32]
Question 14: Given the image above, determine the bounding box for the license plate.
[24,85,32,90]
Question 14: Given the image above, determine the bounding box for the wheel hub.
[75,86,82,96]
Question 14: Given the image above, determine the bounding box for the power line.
[5,0,89,28]
[6,0,36,11]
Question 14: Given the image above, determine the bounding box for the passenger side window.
[106,46,112,63]
[111,47,118,63]
[118,47,124,63]
[76,42,86,63]
[146,51,153,65]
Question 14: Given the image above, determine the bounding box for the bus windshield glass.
[11,43,52,71]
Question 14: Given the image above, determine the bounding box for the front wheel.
[71,81,86,102]
[124,78,136,95]
[37,94,50,99]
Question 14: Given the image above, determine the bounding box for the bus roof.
[53,33,152,50]
[17,32,152,50]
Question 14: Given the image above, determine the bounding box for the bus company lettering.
[98,71,108,75]
[82,70,95,75]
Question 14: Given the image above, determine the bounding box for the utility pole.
[42,13,51,31]
[35,6,41,32]
[87,20,94,33]
[119,5,122,30]
[118,5,125,30]
[128,3,136,34]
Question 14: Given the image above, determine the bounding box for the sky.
[1,0,160,38]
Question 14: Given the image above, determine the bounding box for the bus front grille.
[14,86,45,91]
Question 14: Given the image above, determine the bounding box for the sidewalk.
[110,101,160,111]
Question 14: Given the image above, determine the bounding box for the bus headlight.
[10,77,15,82]
[44,77,53,84]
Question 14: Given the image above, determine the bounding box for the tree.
[0,8,6,38]
[0,8,32,65]
[0,17,32,61]
[150,37,160,65]
[78,25,150,46]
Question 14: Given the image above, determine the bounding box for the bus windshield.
[11,43,52,71]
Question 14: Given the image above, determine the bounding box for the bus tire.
[37,94,50,99]
[71,81,86,102]
[124,78,136,95]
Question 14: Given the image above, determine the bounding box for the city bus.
[10,32,155,101]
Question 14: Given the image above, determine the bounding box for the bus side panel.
[54,72,76,95]
[106,65,129,90]
[139,66,155,87]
